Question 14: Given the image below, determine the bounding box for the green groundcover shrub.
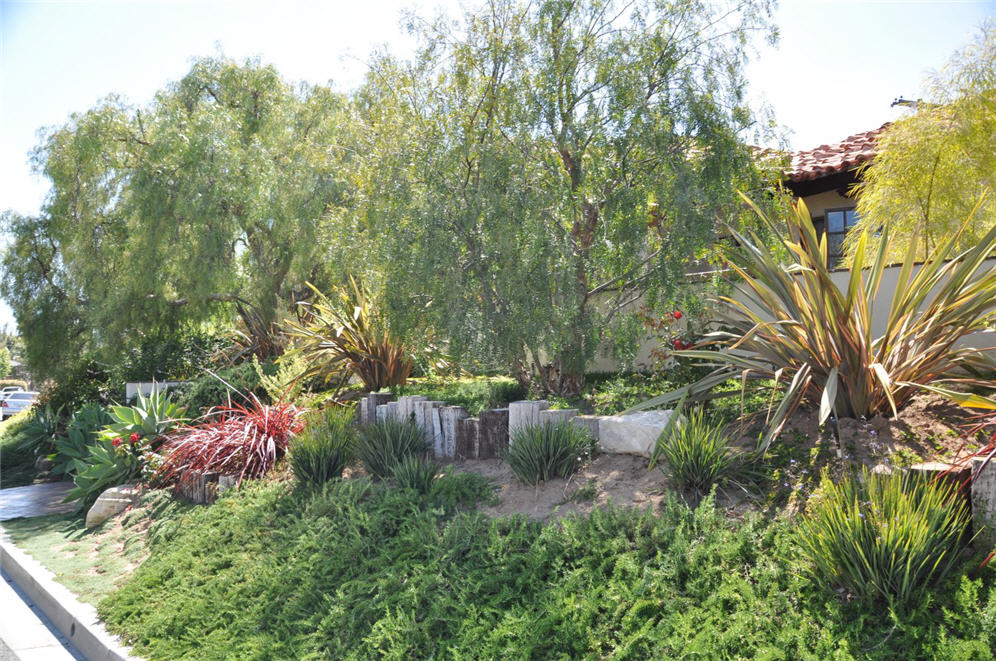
[99,482,996,660]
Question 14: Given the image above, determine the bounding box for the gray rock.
[597,410,676,457]
[85,484,141,528]
[34,456,54,472]
[971,457,996,546]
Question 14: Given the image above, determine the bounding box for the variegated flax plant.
[283,277,413,392]
[630,192,996,452]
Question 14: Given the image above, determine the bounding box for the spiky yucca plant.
[283,277,412,392]
[631,193,996,450]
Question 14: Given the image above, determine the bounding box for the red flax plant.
[154,397,305,488]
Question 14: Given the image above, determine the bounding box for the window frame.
[823,206,860,261]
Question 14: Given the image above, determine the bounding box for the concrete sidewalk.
[0,482,76,521]
[0,568,83,660]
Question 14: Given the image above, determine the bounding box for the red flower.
[673,310,683,320]
[129,433,140,444]
[112,437,123,447]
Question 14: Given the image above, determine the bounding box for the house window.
[825,207,860,262]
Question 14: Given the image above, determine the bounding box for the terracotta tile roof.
[788,124,889,182]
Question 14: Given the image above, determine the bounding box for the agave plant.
[283,277,412,392]
[99,388,186,451]
[50,404,113,476]
[16,404,62,452]
[630,193,996,450]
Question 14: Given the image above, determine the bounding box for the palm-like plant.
[283,277,412,392]
[631,193,996,450]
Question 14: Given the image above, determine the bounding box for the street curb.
[0,527,139,661]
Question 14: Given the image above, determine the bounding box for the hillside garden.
[1,5,995,660]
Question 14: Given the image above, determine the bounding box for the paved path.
[0,569,84,660]
[0,482,76,521]
[0,482,85,659]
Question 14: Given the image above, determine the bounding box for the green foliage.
[284,279,413,392]
[391,376,525,415]
[39,358,113,415]
[796,469,970,610]
[0,407,39,487]
[507,422,594,485]
[390,455,440,494]
[631,196,996,451]
[99,389,185,450]
[289,407,355,486]
[848,25,996,264]
[16,404,61,453]
[110,329,225,383]
[173,363,267,416]
[0,345,10,378]
[50,404,113,477]
[355,419,427,479]
[337,0,778,393]
[98,482,996,659]
[1,55,351,381]
[654,407,745,498]
[253,354,308,404]
[65,438,141,510]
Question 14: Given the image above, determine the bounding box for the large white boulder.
[596,410,675,457]
[85,484,141,528]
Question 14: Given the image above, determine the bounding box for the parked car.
[0,386,24,397]
[1,391,38,420]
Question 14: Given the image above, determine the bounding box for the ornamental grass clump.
[654,406,742,498]
[507,421,594,485]
[796,468,969,609]
[390,455,441,494]
[290,406,355,486]
[355,419,427,479]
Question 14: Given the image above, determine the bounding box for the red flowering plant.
[153,396,305,489]
[94,389,187,479]
[638,306,698,365]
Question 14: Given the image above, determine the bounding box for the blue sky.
[1,0,994,331]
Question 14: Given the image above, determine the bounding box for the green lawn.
[2,491,189,604]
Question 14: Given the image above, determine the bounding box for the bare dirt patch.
[767,392,981,469]
[454,454,667,521]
